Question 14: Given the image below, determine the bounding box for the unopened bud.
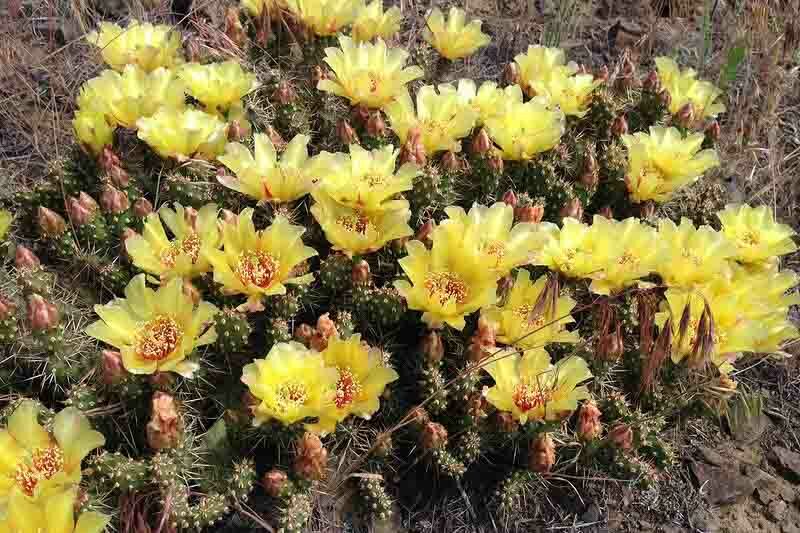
[610,115,628,136]
[620,55,636,82]
[471,128,493,155]
[15,245,40,270]
[262,469,288,498]
[146,391,184,450]
[495,411,519,433]
[227,120,246,141]
[312,65,328,86]
[597,324,623,361]
[101,350,125,385]
[416,219,434,243]
[100,185,129,214]
[607,423,633,450]
[409,407,430,427]
[273,81,297,106]
[467,393,487,419]
[294,323,315,345]
[501,189,518,208]
[529,433,556,474]
[351,260,371,286]
[560,198,583,221]
[643,70,660,92]
[441,151,461,172]
[337,119,359,145]
[466,316,496,363]
[294,432,328,480]
[225,7,247,47]
[658,89,672,109]
[132,197,153,218]
[38,207,67,236]
[108,164,130,188]
[576,400,602,441]
[0,296,17,321]
[515,203,544,223]
[350,104,370,126]
[420,330,444,364]
[66,198,93,227]
[598,206,614,219]
[596,65,610,83]
[27,294,59,331]
[399,128,427,166]
[78,192,100,213]
[265,126,287,151]
[365,112,386,138]
[705,120,720,143]
[675,102,695,128]
[99,146,121,173]
[310,313,338,352]
[487,154,504,173]
[503,62,520,86]
[420,422,448,450]
[221,209,238,225]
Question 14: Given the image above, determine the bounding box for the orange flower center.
[424,271,468,306]
[15,445,64,496]
[513,304,546,329]
[160,233,201,268]
[334,367,362,409]
[276,382,308,412]
[485,241,506,267]
[512,383,551,412]
[742,230,760,246]
[135,315,183,362]
[336,213,373,235]
[236,251,280,288]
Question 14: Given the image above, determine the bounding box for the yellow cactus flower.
[656,217,736,288]
[0,210,13,241]
[286,0,361,36]
[86,21,183,72]
[311,189,412,257]
[137,108,228,161]
[482,270,579,352]
[241,0,286,17]
[125,203,221,281]
[317,37,423,109]
[422,7,490,60]
[483,96,565,160]
[384,85,478,155]
[0,486,110,533]
[728,264,800,315]
[394,239,498,330]
[77,66,186,129]
[584,216,663,295]
[482,348,592,424]
[717,203,798,265]
[85,275,218,377]
[655,57,726,119]
[313,144,417,212]
[241,341,338,428]
[0,401,105,503]
[622,126,720,203]
[537,71,601,117]
[433,202,549,276]
[352,0,402,42]
[533,218,594,279]
[218,133,317,204]
[204,209,318,310]
[178,61,259,113]
[311,334,399,434]
[513,45,576,97]
[455,80,523,126]
[73,110,115,154]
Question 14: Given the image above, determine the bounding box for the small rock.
[691,460,757,505]
[699,447,726,467]
[771,446,800,482]
[768,500,788,522]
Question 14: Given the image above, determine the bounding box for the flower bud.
[620,55,636,82]
[27,294,59,331]
[227,120,246,142]
[38,207,67,236]
[441,151,461,172]
[607,423,633,450]
[0,296,17,321]
[221,209,238,225]
[365,112,386,138]
[515,203,544,223]
[312,65,328,86]
[100,185,129,214]
[273,81,297,106]
[225,6,247,47]
[643,70,660,92]
[99,146,121,173]
[598,206,614,219]
[409,407,430,427]
[497,274,514,299]
[66,198,92,227]
[501,189,518,208]
[351,259,371,286]
[576,401,602,441]
[705,120,720,143]
[658,89,672,109]
[101,349,125,385]
[265,126,287,151]
[336,119,359,145]
[309,313,338,352]
[399,128,427,166]
[466,316,496,363]
[610,115,628,136]
[529,433,556,474]
[146,391,184,450]
[350,104,371,126]
[415,219,434,244]
[294,323,315,346]
[467,393,487,419]
[596,324,623,361]
[495,411,519,433]
[580,169,599,189]
[294,432,328,480]
[108,163,130,189]
[487,154,504,173]
[420,421,448,450]
[595,65,610,83]
[420,330,444,364]
[471,128,493,155]
[560,198,583,221]
[503,62,520,86]
[15,245,40,270]
[78,192,100,213]
[132,197,153,218]
[675,102,695,128]
[262,469,289,498]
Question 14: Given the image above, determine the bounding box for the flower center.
[336,213,373,235]
[275,382,308,413]
[362,173,386,187]
[485,241,505,267]
[512,383,551,412]
[160,233,201,268]
[235,251,280,288]
[617,250,639,267]
[334,367,362,409]
[513,304,546,329]
[424,271,468,306]
[15,445,65,497]
[135,315,183,362]
[742,230,760,246]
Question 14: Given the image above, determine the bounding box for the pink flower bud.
[78,192,100,213]
[108,164,130,188]
[365,112,386,138]
[132,198,153,218]
[273,81,296,106]
[501,189,518,208]
[66,198,93,226]
[225,6,247,47]
[315,313,338,341]
[101,350,125,385]
[265,126,287,151]
[336,119,359,145]
[420,330,444,364]
[37,207,67,236]
[420,422,448,450]
[416,219,434,243]
[610,115,629,137]
[471,128,493,155]
[560,198,583,221]
[607,423,633,451]
[27,294,59,331]
[596,65,610,83]
[0,296,17,321]
[294,323,315,346]
[100,185,129,214]
[441,151,461,172]
[399,127,427,166]
[495,411,519,433]
[312,65,328,86]
[294,432,328,480]
[705,120,721,143]
[487,154,504,173]
[99,146,120,173]
[576,400,602,441]
[643,70,660,92]
[658,89,672,109]
[146,392,184,450]
[227,120,246,141]
[350,104,370,126]
[262,469,288,498]
[15,245,40,270]
[351,260,371,286]
[675,102,695,128]
[529,433,556,473]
